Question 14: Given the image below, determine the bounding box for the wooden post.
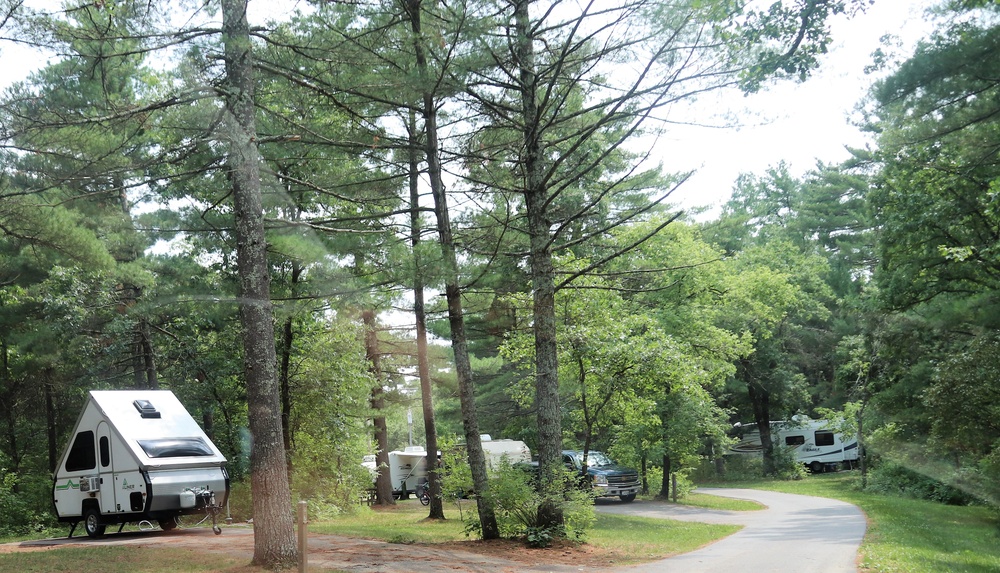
[298,500,308,573]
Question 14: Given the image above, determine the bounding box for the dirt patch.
[4,527,617,572]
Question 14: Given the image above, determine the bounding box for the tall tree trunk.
[139,319,158,388]
[404,0,497,538]
[408,110,444,520]
[746,376,775,476]
[659,453,672,499]
[220,0,297,567]
[514,0,563,529]
[45,371,57,474]
[278,261,302,475]
[364,309,395,506]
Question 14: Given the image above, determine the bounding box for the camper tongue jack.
[53,390,230,538]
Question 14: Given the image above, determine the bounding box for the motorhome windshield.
[138,437,214,458]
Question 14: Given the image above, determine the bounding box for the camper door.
[96,422,117,514]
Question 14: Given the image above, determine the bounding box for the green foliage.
[866,462,976,506]
[0,470,53,536]
[480,462,596,545]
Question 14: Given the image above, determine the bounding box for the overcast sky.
[662,1,937,215]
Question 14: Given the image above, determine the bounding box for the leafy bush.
[771,445,808,481]
[0,470,55,536]
[460,462,595,546]
[867,461,976,505]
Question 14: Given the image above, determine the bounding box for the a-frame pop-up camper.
[52,390,229,537]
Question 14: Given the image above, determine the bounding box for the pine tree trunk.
[404,0,497,538]
[364,309,395,506]
[408,111,444,520]
[514,0,563,529]
[220,0,297,567]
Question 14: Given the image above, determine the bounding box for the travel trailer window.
[785,435,805,446]
[100,436,110,467]
[138,437,214,458]
[66,431,96,472]
[815,431,835,446]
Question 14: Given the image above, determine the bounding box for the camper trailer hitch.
[186,487,224,535]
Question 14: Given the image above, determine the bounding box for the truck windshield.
[582,452,614,467]
[138,437,214,458]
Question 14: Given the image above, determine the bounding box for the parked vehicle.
[561,450,640,502]
[52,390,229,538]
[730,417,859,473]
[385,446,429,499]
[370,436,532,499]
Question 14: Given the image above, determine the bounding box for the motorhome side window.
[138,437,214,458]
[815,431,835,446]
[785,435,805,446]
[65,431,96,472]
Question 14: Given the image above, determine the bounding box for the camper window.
[815,431,835,446]
[99,436,110,467]
[785,435,805,446]
[66,431,96,472]
[138,437,213,458]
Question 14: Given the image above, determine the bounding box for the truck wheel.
[83,507,106,538]
[159,518,177,531]
[620,493,637,503]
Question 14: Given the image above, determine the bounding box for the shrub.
[463,462,596,546]
[0,470,54,536]
[867,461,976,505]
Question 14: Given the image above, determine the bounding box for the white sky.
[0,0,936,215]
[663,1,936,214]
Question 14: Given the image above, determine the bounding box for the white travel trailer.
[386,446,429,498]
[372,437,532,498]
[731,418,859,473]
[480,436,531,469]
[52,390,229,538]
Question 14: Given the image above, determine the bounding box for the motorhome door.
[96,421,117,514]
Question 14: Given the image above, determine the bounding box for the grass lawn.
[310,499,740,565]
[733,472,1000,573]
[0,546,250,573]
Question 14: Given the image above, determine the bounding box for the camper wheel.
[159,519,177,531]
[809,461,823,474]
[83,507,106,538]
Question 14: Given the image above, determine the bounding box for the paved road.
[597,488,866,573]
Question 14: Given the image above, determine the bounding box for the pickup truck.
[562,450,640,502]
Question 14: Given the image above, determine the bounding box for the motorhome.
[731,417,859,472]
[52,390,229,537]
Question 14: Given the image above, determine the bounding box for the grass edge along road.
[737,472,1000,573]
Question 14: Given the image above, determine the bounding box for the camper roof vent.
[133,399,161,419]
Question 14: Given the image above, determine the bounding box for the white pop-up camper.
[52,390,229,538]
[731,417,859,473]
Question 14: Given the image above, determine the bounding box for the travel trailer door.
[97,422,116,515]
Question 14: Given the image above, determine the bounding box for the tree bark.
[513,0,563,529]
[220,0,297,567]
[746,376,775,476]
[364,309,395,506]
[404,0,497,538]
[408,110,444,520]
